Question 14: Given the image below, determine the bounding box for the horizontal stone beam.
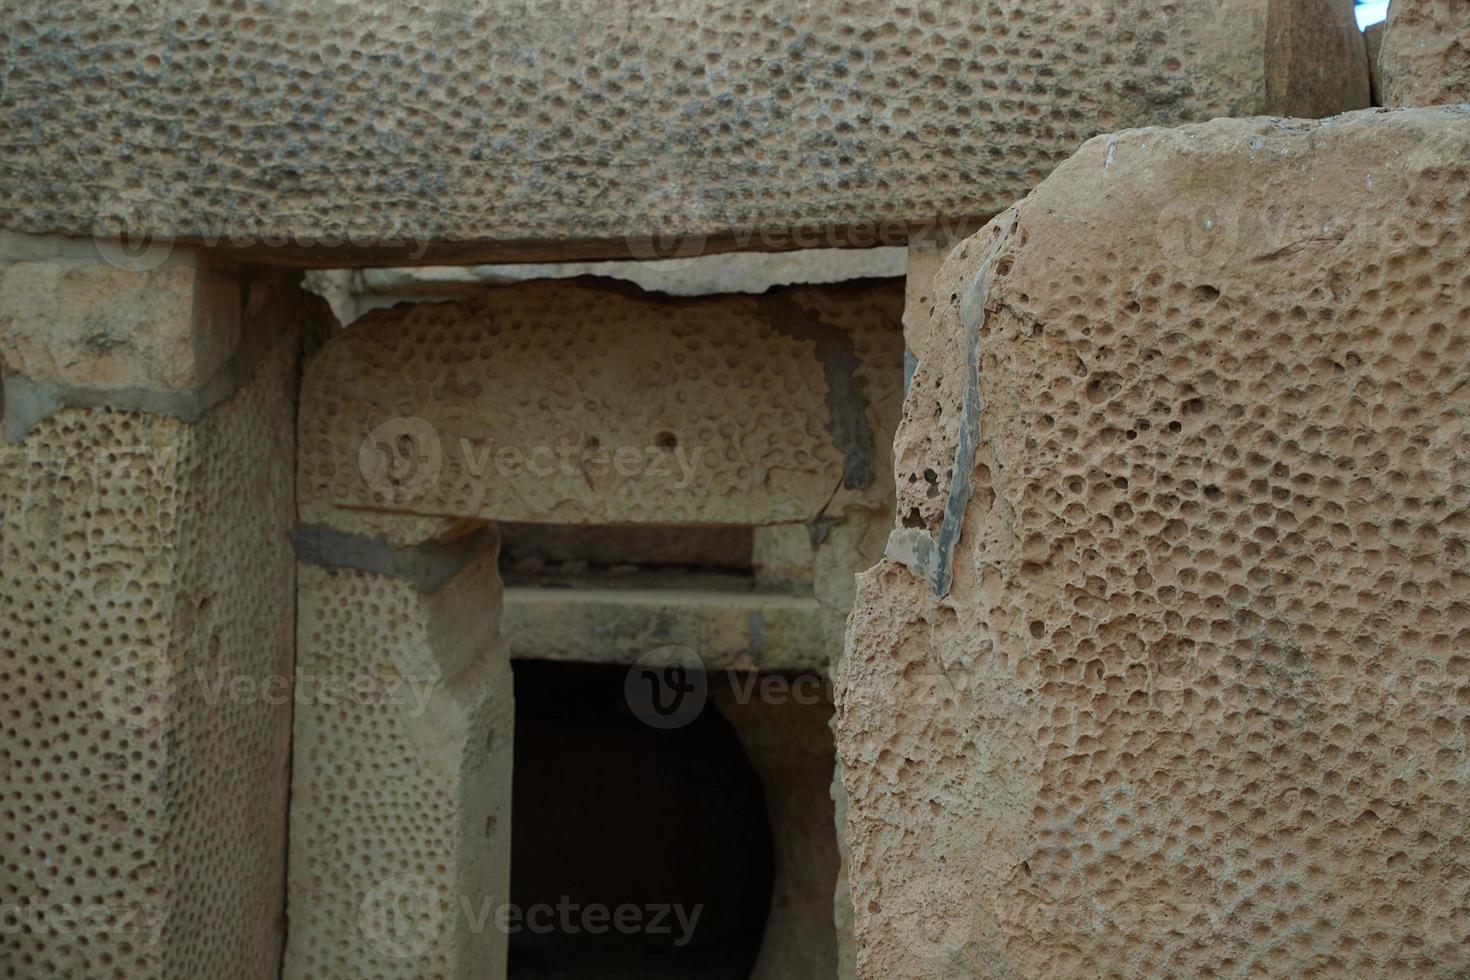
[298,277,903,530]
[503,586,828,671]
[1,0,1366,264]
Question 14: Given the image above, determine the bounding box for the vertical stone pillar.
[285,525,512,980]
[0,235,315,976]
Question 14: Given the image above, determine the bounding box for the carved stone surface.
[285,533,512,980]
[1,0,1366,263]
[1380,0,1470,108]
[840,107,1470,977]
[298,277,903,530]
[0,263,312,978]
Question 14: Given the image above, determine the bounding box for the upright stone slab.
[0,0,1366,263]
[840,107,1470,978]
[1381,0,1470,107]
[0,240,318,977]
[285,528,512,979]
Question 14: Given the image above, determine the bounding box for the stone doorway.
[282,272,903,978]
[507,660,774,980]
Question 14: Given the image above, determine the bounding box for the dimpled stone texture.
[0,337,297,978]
[1380,0,1470,108]
[285,552,511,980]
[839,107,1470,979]
[298,278,902,529]
[0,0,1364,259]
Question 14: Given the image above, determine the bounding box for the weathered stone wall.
[298,277,903,531]
[0,0,1366,263]
[1381,0,1470,108]
[292,275,902,976]
[0,243,322,977]
[839,107,1470,977]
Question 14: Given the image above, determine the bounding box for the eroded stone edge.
[294,523,494,594]
[884,212,1017,597]
[761,290,875,492]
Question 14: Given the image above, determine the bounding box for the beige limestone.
[0,264,313,976]
[1381,0,1470,107]
[840,106,1470,978]
[350,248,910,316]
[0,244,243,395]
[502,587,828,671]
[285,531,511,980]
[1,1,1365,264]
[715,690,842,980]
[298,278,903,530]
[902,235,967,359]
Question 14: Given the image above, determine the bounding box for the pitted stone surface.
[1380,0,1470,108]
[1,0,1364,262]
[285,540,511,980]
[299,278,903,529]
[839,107,1470,978]
[0,333,299,978]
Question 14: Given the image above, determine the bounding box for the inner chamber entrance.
[508,661,774,979]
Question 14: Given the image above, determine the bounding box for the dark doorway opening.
[508,661,774,979]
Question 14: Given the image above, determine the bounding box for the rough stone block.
[298,278,903,530]
[1381,0,1470,107]
[841,107,1470,978]
[285,531,511,980]
[503,587,828,672]
[1,1,1366,263]
[0,264,310,977]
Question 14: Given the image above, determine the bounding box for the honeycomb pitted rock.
[0,0,1365,259]
[298,278,903,530]
[285,542,512,980]
[839,107,1470,979]
[1380,0,1470,108]
[0,337,298,979]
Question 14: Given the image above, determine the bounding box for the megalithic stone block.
[0,239,321,977]
[840,107,1470,978]
[285,527,512,980]
[0,0,1367,264]
[1380,0,1470,107]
